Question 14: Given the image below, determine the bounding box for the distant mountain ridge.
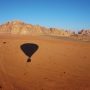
[78,29,90,36]
[0,20,73,37]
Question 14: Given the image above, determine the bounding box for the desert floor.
[0,35,90,90]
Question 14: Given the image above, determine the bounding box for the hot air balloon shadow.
[20,43,39,62]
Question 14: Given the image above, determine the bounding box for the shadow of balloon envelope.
[20,43,39,62]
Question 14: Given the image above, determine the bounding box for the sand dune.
[0,35,90,90]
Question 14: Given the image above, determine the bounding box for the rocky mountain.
[70,29,90,41]
[0,20,73,37]
[78,29,90,36]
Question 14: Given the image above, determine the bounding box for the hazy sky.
[0,0,90,31]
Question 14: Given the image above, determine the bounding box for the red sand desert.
[0,35,90,90]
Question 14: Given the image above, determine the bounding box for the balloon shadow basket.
[27,57,31,62]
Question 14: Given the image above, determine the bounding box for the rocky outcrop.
[0,20,73,37]
[78,29,90,36]
[70,29,90,41]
